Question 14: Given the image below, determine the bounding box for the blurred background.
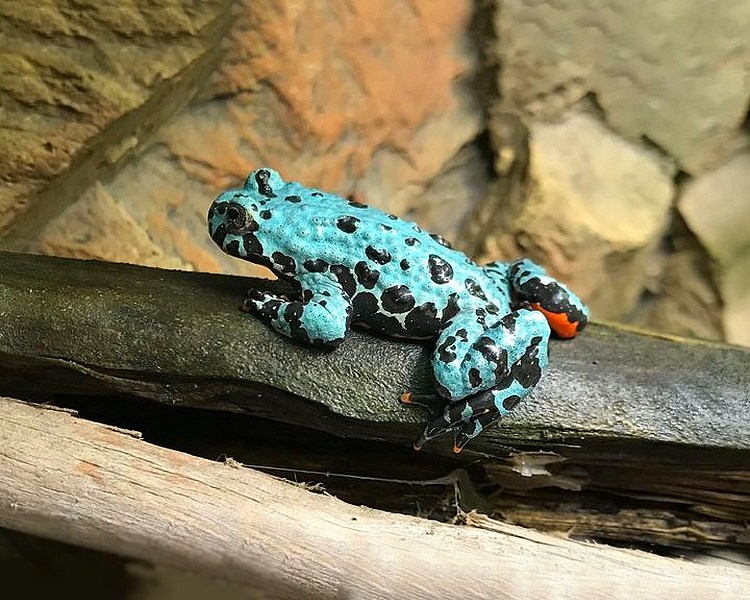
[1,0,749,347]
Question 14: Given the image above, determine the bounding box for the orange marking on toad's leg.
[400,392,413,404]
[529,303,579,339]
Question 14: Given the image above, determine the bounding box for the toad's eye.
[226,203,247,231]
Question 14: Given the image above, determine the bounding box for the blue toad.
[208,168,589,452]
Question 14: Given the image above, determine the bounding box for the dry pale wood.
[0,397,746,600]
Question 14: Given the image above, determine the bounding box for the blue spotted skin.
[208,168,589,452]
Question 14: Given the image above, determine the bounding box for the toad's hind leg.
[416,309,550,451]
[506,258,589,339]
[431,308,550,402]
[415,334,547,452]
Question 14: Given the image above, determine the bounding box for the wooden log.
[0,251,749,551]
[0,250,747,450]
[0,397,746,600]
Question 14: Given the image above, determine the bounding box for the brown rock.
[94,146,265,278]
[35,182,187,270]
[2,1,481,272]
[481,112,675,320]
[88,0,481,272]
[631,235,724,343]
[0,0,233,243]
[208,0,478,188]
[398,141,491,245]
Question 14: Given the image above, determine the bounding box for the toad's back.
[209,171,513,338]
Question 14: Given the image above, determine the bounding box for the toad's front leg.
[243,272,352,347]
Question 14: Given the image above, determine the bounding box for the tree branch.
[0,251,747,450]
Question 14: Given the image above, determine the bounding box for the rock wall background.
[1,0,748,346]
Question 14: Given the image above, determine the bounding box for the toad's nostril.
[227,207,240,221]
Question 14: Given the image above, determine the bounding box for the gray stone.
[496,0,750,172]
[680,153,750,346]
[487,112,674,320]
